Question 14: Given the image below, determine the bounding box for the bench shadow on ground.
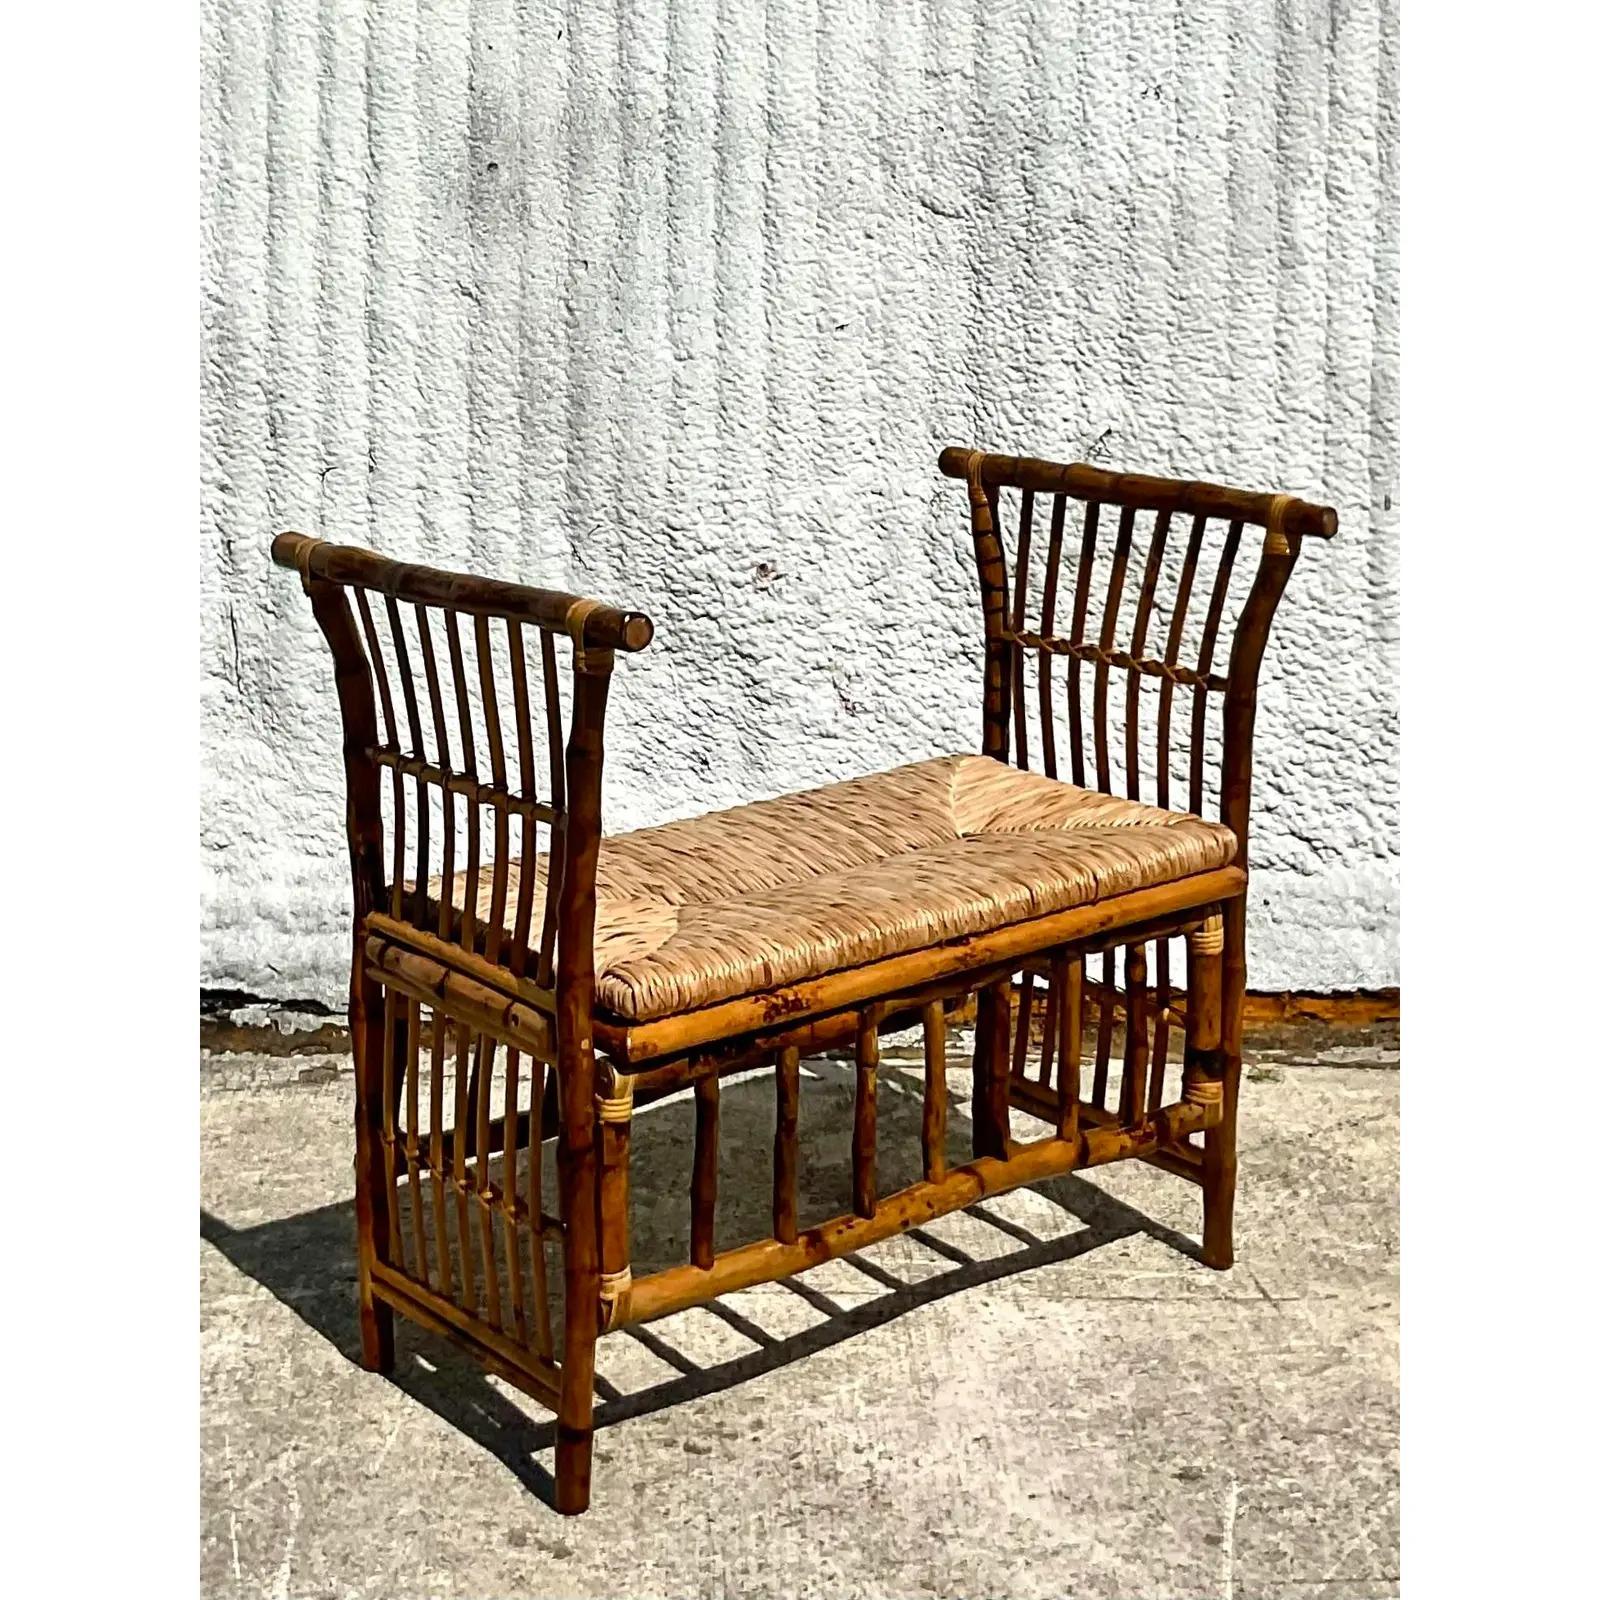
[201,1057,1203,1509]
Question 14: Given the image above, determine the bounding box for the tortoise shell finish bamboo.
[269,449,1335,1514]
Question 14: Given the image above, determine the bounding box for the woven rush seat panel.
[438,754,1235,1022]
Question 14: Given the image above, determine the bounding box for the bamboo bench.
[270,446,1336,1513]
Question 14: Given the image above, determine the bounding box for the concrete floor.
[200,1022,1398,1599]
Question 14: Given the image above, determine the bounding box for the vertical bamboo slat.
[973,981,1013,1159]
[1156,515,1206,811]
[402,996,430,1286]
[536,630,566,989]
[1091,949,1115,1109]
[452,1017,476,1311]
[1124,510,1171,802]
[502,1045,528,1343]
[921,1002,947,1183]
[963,456,1013,761]
[773,1046,800,1245]
[1053,953,1082,1141]
[415,606,458,940]
[1118,944,1149,1125]
[1036,969,1060,1091]
[853,1012,880,1219]
[429,1004,453,1297]
[381,990,405,1277]
[1150,937,1172,1111]
[474,1031,503,1329]
[475,614,512,965]
[1189,520,1243,815]
[1010,488,1034,770]
[692,1073,720,1270]
[1010,968,1035,1083]
[353,591,406,922]
[1065,502,1100,787]
[1092,505,1137,793]
[506,620,540,969]
[527,1048,553,1358]
[444,610,481,956]
[384,596,430,925]
[1036,493,1068,779]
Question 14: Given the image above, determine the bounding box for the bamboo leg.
[353,963,395,1373]
[597,1073,633,1331]
[1181,912,1233,1268]
[554,653,611,1517]
[555,1062,598,1515]
[1201,905,1244,1269]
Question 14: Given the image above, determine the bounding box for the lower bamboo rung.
[624,1103,1215,1328]
[371,1260,561,1407]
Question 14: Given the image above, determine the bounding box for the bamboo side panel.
[1004,938,1192,1153]
[373,984,565,1375]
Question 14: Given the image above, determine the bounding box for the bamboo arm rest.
[270,532,655,652]
[938,447,1338,541]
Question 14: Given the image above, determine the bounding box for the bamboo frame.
[270,445,1333,1515]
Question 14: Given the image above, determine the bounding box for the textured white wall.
[201,0,1398,1006]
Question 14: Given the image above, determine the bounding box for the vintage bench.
[270,446,1336,1513]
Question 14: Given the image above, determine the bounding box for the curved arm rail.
[937,447,1338,541]
[270,532,655,652]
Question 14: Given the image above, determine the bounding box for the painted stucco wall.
[201,0,1398,1007]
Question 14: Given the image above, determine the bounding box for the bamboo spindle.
[502,1045,529,1344]
[691,1072,720,1270]
[1053,953,1083,1142]
[973,981,1014,1159]
[921,1002,948,1184]
[773,1046,801,1245]
[853,1011,880,1219]
[1118,944,1150,1125]
[403,997,431,1286]
[527,1048,553,1358]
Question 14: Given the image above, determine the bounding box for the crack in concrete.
[1220,1469,1240,1600]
